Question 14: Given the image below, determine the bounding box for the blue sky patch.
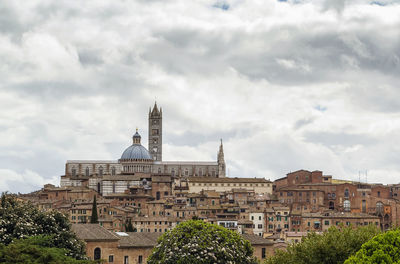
[315,105,327,112]
[213,1,230,10]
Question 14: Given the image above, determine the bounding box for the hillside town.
[19,104,400,263]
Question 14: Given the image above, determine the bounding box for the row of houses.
[20,169,400,263]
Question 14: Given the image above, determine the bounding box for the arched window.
[111,166,116,176]
[344,189,349,198]
[97,182,101,193]
[99,166,103,177]
[94,247,101,260]
[85,167,90,177]
[171,169,175,177]
[71,167,76,177]
[185,169,189,176]
[344,200,351,212]
[376,202,384,215]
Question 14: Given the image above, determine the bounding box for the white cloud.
[0,169,58,194]
[0,0,400,193]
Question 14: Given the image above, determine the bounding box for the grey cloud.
[1,1,400,193]
[303,131,378,147]
[78,49,104,66]
[141,22,400,89]
[293,118,315,130]
[0,5,22,35]
[165,127,250,147]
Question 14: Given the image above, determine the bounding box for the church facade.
[60,103,226,195]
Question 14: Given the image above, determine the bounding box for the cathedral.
[60,103,226,195]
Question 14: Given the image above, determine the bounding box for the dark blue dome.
[121,144,152,160]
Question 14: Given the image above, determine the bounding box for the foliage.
[90,195,98,224]
[147,220,259,264]
[345,228,400,264]
[125,218,134,232]
[0,193,87,259]
[265,225,380,264]
[0,235,95,264]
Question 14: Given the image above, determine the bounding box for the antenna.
[365,170,368,184]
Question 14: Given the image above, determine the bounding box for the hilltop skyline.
[1,0,400,193]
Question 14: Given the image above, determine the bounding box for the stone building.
[187,177,273,194]
[72,223,276,264]
[61,103,226,195]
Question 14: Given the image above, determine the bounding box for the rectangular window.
[124,256,129,264]
[262,248,266,259]
[109,255,114,262]
[325,220,330,226]
[138,255,143,264]
[258,224,263,229]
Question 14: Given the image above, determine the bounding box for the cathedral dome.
[120,144,152,160]
[120,130,152,161]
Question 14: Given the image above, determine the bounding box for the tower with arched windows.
[148,102,162,161]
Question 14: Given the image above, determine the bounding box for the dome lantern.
[133,128,141,144]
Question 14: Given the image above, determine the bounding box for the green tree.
[147,220,259,264]
[265,225,380,264]
[345,228,400,264]
[125,218,134,232]
[0,235,95,264]
[0,193,87,259]
[90,195,98,224]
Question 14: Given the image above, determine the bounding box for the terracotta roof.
[273,206,290,210]
[285,232,309,237]
[242,234,274,245]
[71,224,119,241]
[302,212,380,219]
[118,232,162,248]
[151,176,172,182]
[102,175,143,181]
[188,177,272,183]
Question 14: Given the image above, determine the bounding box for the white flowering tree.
[147,220,259,264]
[0,193,86,259]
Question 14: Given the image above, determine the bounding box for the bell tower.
[148,102,162,161]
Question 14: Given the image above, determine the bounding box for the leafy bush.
[0,235,94,264]
[345,228,400,264]
[147,220,259,264]
[265,225,380,264]
[0,193,86,259]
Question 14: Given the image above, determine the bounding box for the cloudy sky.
[1,0,400,193]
